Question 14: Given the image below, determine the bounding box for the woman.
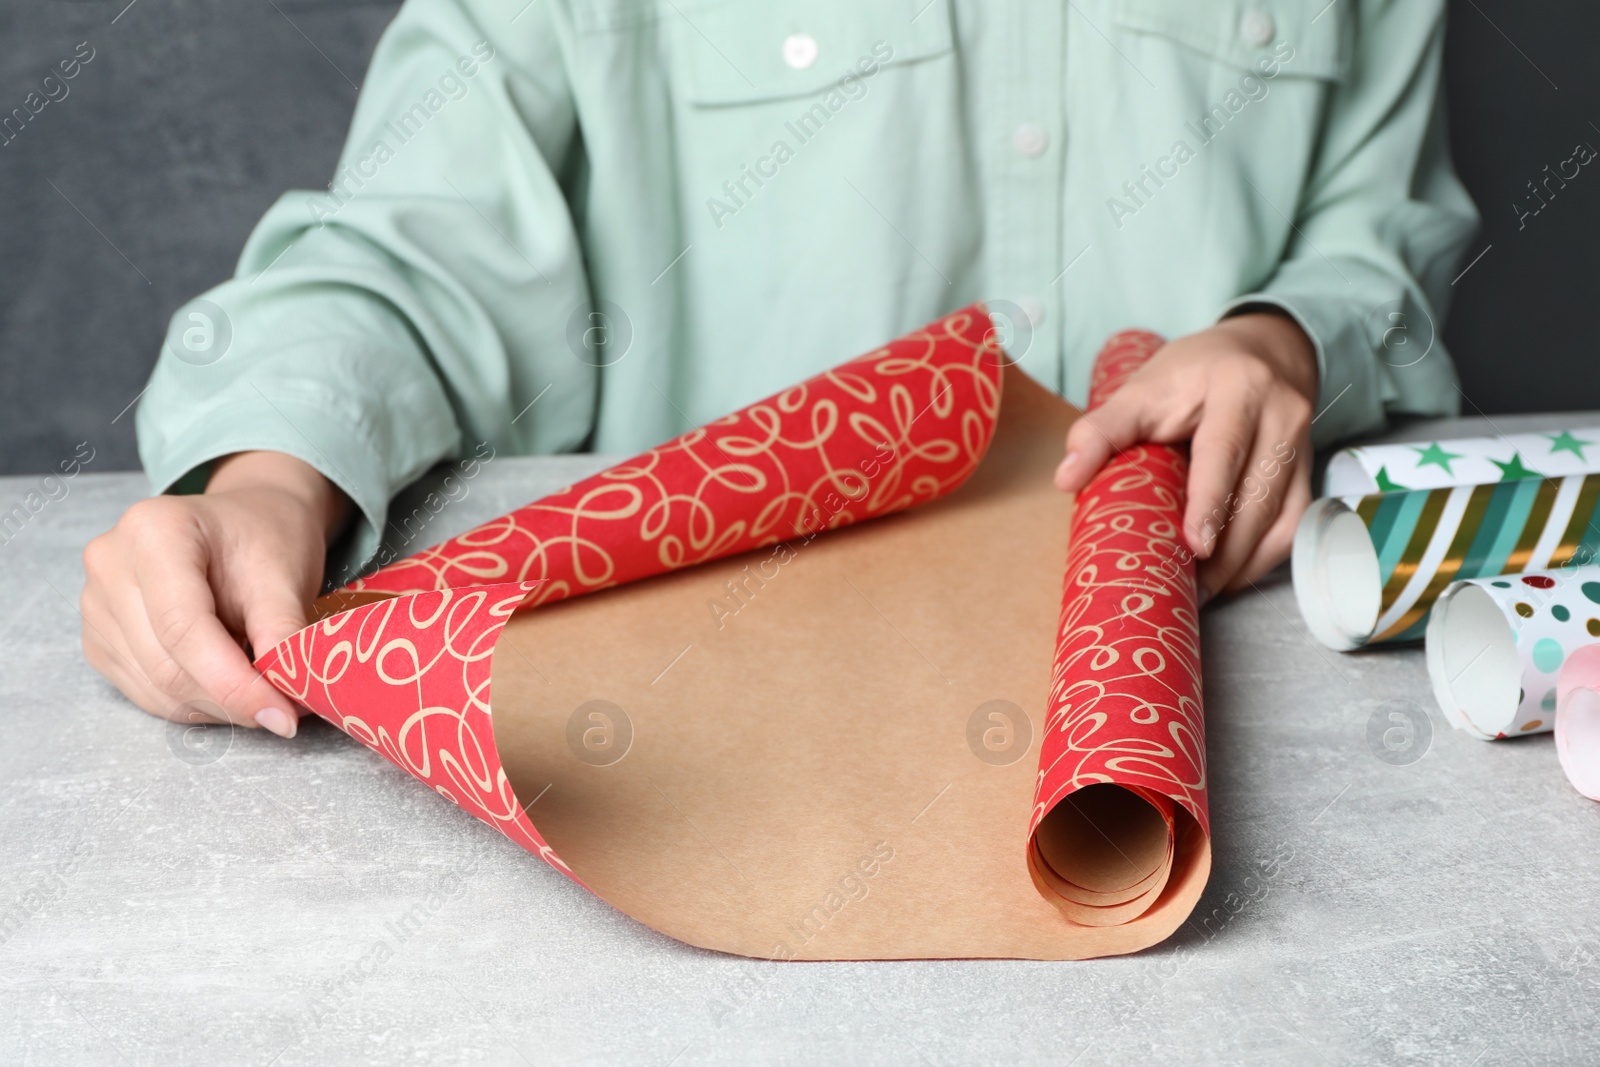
[81,0,1478,736]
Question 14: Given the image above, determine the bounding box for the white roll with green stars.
[1323,429,1600,497]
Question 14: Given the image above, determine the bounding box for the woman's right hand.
[81,451,350,738]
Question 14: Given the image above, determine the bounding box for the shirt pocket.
[653,0,969,254]
[662,0,955,108]
[1108,0,1349,84]
[644,1,975,401]
[1091,0,1350,238]
[1068,1,1355,322]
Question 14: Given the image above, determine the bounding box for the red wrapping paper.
[345,313,1001,601]
[256,309,1210,946]
[260,307,1003,882]
[260,582,562,867]
[1031,332,1208,841]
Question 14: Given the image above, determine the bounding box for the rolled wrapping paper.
[1324,428,1600,497]
[1293,473,1600,650]
[1424,565,1600,738]
[1557,645,1600,800]
[255,308,1212,960]
[1029,331,1204,927]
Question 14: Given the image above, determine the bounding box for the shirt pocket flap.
[1111,0,1348,81]
[669,0,954,107]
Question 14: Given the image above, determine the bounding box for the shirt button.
[1012,121,1049,158]
[782,33,819,70]
[1017,296,1046,328]
[1239,10,1275,48]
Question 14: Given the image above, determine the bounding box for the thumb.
[1053,389,1155,493]
[243,584,309,665]
[242,585,310,739]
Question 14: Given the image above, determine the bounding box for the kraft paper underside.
[489,366,1211,961]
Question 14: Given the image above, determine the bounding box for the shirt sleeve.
[1220,0,1480,448]
[135,0,594,568]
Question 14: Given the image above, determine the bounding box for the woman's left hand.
[1053,310,1320,602]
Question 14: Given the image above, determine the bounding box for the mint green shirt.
[137,0,1478,565]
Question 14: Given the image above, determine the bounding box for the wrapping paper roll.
[1324,428,1600,497]
[1030,332,1205,924]
[1293,475,1600,649]
[1557,645,1600,800]
[256,308,1212,960]
[1425,565,1600,738]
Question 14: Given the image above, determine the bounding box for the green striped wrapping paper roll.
[1292,473,1600,650]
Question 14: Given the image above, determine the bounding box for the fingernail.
[1054,451,1080,489]
[255,707,297,739]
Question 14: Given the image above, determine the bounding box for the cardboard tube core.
[1426,583,1521,737]
[1292,499,1382,650]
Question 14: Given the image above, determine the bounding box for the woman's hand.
[81,452,349,737]
[1053,311,1319,602]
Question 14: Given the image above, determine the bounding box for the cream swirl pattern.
[347,308,1004,600]
[259,582,566,870]
[1033,331,1209,838]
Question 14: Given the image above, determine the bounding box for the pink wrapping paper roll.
[1557,644,1600,801]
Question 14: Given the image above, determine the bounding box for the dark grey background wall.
[0,0,396,477]
[0,0,1595,476]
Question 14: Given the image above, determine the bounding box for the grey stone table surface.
[5,412,1600,1066]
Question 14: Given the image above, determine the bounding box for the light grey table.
[5,414,1600,1066]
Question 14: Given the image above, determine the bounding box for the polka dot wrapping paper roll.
[1425,566,1600,739]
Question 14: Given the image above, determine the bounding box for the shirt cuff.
[1220,260,1460,450]
[140,388,392,582]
